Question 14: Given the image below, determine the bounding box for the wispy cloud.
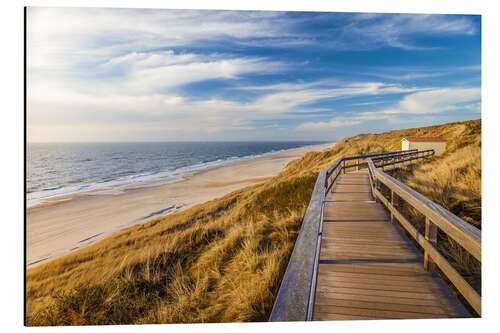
[342,13,478,50]
[350,101,386,106]
[355,65,481,81]
[296,119,361,131]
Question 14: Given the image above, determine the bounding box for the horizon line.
[27,140,334,144]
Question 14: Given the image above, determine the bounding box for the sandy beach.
[27,142,333,268]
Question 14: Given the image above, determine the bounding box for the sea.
[27,141,327,208]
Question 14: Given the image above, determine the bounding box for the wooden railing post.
[424,217,438,271]
[390,190,398,224]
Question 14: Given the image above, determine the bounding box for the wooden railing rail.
[367,159,481,315]
[269,170,327,321]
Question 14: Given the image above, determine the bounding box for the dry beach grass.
[26,118,481,325]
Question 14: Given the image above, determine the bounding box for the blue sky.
[27,8,481,142]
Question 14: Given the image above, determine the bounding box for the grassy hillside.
[27,118,481,325]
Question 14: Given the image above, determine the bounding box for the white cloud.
[350,101,386,106]
[27,8,292,73]
[296,119,361,131]
[383,87,481,114]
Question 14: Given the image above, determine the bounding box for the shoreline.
[27,142,327,209]
[27,142,334,268]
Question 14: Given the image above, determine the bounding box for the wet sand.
[27,142,334,267]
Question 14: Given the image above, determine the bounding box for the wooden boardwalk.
[313,170,469,320]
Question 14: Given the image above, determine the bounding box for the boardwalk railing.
[270,149,430,321]
[367,158,481,315]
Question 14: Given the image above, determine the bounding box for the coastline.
[27,142,334,268]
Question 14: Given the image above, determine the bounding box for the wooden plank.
[323,237,405,244]
[321,244,416,252]
[323,202,389,221]
[320,242,417,253]
[336,183,370,187]
[323,221,393,227]
[323,232,403,238]
[317,279,440,293]
[322,234,409,241]
[323,227,404,234]
[315,290,444,307]
[331,189,372,195]
[315,297,450,315]
[323,227,402,233]
[332,184,371,191]
[313,312,379,321]
[319,262,427,275]
[320,248,418,258]
[323,230,406,237]
[321,240,411,248]
[320,254,419,262]
[323,221,394,228]
[316,286,439,300]
[313,304,450,319]
[319,274,435,286]
[322,236,412,244]
[318,270,431,282]
[316,272,455,297]
[326,192,372,200]
[335,179,369,184]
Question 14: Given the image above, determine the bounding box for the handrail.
[367,159,481,315]
[269,170,327,321]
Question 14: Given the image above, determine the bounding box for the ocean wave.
[42,185,64,191]
[26,143,322,208]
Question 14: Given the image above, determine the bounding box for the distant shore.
[27,142,334,268]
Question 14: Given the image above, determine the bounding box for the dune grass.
[388,122,481,299]
[26,118,481,325]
